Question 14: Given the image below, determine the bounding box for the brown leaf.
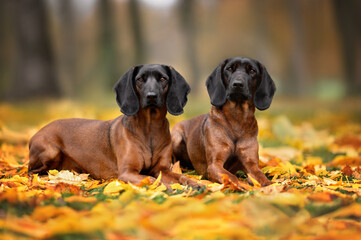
[304,164,315,175]
[341,165,353,177]
[334,135,361,149]
[48,182,83,194]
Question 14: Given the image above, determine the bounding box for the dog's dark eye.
[249,69,256,74]
[137,77,144,82]
[227,67,233,72]
[160,77,167,82]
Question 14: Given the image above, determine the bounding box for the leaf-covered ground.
[1,99,361,239]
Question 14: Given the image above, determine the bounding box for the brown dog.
[29,64,197,186]
[172,57,276,187]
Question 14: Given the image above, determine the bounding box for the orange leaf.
[31,205,77,222]
[326,219,361,231]
[307,192,337,202]
[324,203,361,219]
[0,188,19,204]
[1,218,50,238]
[221,174,250,191]
[265,157,281,167]
[137,176,154,187]
[328,156,361,167]
[65,195,97,203]
[171,161,182,174]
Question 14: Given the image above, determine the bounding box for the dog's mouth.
[227,91,250,102]
[145,103,162,115]
[144,101,162,108]
[149,108,158,114]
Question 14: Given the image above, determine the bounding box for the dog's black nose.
[146,92,158,101]
[233,81,244,89]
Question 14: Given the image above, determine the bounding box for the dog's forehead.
[226,57,258,69]
[138,64,168,76]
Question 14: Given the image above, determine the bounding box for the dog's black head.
[206,57,276,110]
[114,64,190,116]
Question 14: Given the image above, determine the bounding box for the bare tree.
[8,0,60,100]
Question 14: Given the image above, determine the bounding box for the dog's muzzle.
[145,92,162,107]
[228,80,250,101]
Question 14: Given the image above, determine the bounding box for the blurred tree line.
[0,0,360,101]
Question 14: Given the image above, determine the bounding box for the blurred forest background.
[0,0,360,105]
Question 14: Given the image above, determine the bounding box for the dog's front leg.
[203,127,249,187]
[115,146,156,184]
[236,139,272,187]
[118,170,157,184]
[151,145,202,189]
[206,154,240,185]
[157,169,203,189]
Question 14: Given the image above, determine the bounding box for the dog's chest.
[225,117,256,139]
[139,136,165,170]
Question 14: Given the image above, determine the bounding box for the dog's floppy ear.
[114,65,142,116]
[166,66,191,116]
[206,60,227,107]
[254,62,276,111]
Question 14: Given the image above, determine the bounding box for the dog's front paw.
[178,175,204,190]
[260,178,273,187]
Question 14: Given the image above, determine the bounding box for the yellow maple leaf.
[170,183,184,190]
[103,180,126,195]
[247,174,261,188]
[153,183,167,192]
[149,171,162,190]
[48,169,59,175]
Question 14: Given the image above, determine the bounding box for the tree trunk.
[179,0,200,93]
[129,0,146,65]
[333,0,361,95]
[98,0,119,88]
[8,0,60,100]
[0,1,12,98]
[286,1,309,96]
[58,0,77,96]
